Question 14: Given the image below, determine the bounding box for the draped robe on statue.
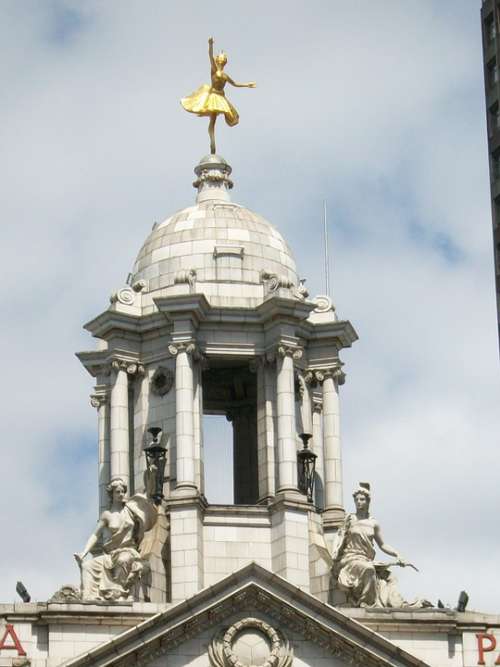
[335,518,378,607]
[81,495,157,601]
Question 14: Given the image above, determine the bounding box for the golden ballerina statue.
[181,37,256,154]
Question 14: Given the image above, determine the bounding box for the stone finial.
[193,154,233,203]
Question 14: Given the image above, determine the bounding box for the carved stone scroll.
[110,286,136,306]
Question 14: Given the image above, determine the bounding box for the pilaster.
[312,398,325,510]
[275,343,303,499]
[168,496,206,602]
[255,356,277,504]
[90,391,110,515]
[169,342,199,497]
[109,359,144,490]
[270,497,310,591]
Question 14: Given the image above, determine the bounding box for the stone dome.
[131,156,300,310]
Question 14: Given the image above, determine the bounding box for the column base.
[274,488,312,509]
[172,484,199,499]
[322,506,345,529]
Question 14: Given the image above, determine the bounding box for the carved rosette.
[150,366,174,397]
[208,618,292,667]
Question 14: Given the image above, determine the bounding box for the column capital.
[168,341,201,359]
[110,359,145,376]
[249,355,274,371]
[90,393,108,409]
[310,361,345,386]
[276,344,303,361]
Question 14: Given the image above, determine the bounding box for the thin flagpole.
[323,200,330,297]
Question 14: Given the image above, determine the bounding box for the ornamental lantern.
[143,427,167,505]
[297,432,317,503]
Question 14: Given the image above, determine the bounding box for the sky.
[1,0,499,613]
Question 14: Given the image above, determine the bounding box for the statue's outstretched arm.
[374,523,405,562]
[208,37,216,71]
[74,519,105,564]
[226,74,256,89]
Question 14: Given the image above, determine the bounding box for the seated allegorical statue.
[331,483,432,608]
[74,477,157,601]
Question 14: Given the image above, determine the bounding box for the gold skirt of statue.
[181,84,239,127]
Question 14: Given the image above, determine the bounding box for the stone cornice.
[306,319,358,349]
[256,296,315,324]
[154,293,211,327]
[76,350,144,379]
[84,309,171,340]
[83,310,142,338]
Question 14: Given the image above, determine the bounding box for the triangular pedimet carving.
[61,563,429,667]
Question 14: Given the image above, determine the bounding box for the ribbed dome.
[131,156,300,310]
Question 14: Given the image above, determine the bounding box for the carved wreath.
[150,366,174,397]
[208,618,292,667]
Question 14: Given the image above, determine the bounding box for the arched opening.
[202,361,258,504]
[202,414,233,504]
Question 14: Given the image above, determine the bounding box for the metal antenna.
[323,200,330,297]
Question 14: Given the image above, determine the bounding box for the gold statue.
[181,37,256,154]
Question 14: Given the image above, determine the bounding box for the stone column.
[256,357,276,503]
[276,345,302,494]
[316,363,345,523]
[90,392,110,514]
[312,400,325,510]
[110,360,131,490]
[169,342,197,494]
[230,406,258,504]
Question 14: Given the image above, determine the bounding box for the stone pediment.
[61,563,429,667]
